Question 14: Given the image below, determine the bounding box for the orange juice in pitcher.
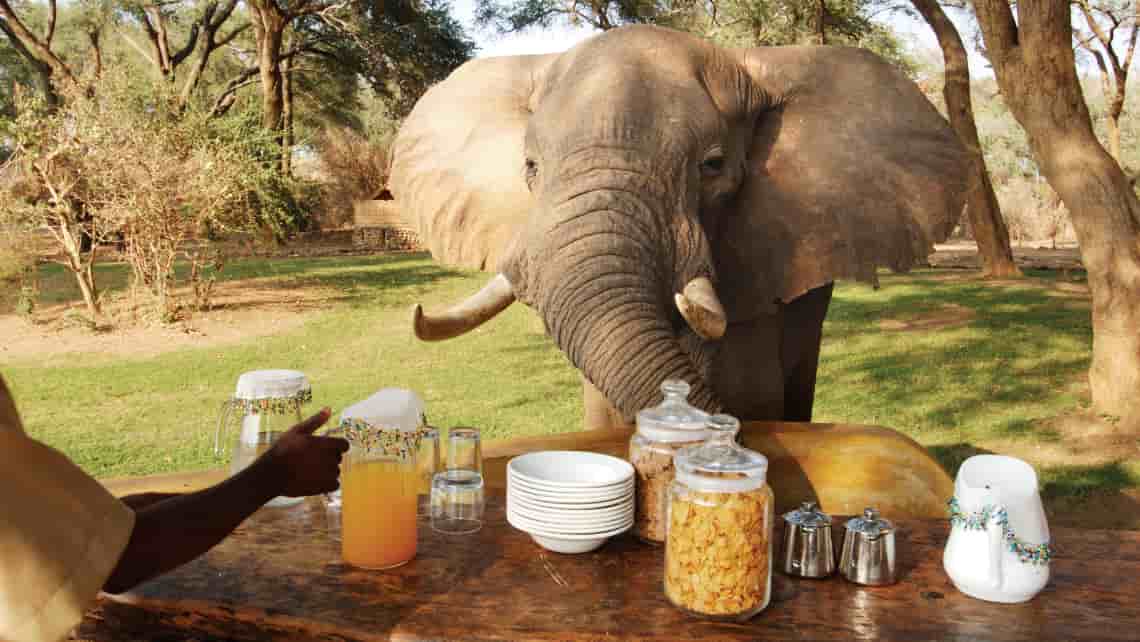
[342,457,418,568]
[337,389,429,570]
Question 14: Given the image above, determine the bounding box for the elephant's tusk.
[412,273,517,341]
[675,276,727,340]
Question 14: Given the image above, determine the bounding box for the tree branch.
[971,0,1019,60]
[0,0,76,83]
[44,0,56,45]
[170,23,201,67]
[119,30,159,68]
[1124,0,1139,72]
[216,22,249,48]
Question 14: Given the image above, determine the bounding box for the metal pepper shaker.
[781,501,835,578]
[839,507,897,586]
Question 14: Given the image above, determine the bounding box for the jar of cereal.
[664,414,774,621]
[629,380,711,544]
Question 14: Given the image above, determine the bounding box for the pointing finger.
[310,435,349,452]
[291,407,332,435]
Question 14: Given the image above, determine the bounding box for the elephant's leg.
[779,282,834,422]
[582,375,634,432]
[711,310,786,420]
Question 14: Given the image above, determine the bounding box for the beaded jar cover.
[339,417,430,460]
[228,389,313,416]
[947,497,1053,565]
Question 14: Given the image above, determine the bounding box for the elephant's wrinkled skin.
[389,25,969,429]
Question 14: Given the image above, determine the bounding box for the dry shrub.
[0,227,37,318]
[1,70,271,324]
[316,126,390,228]
[996,177,1075,247]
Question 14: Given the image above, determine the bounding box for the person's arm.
[118,492,182,510]
[102,408,347,594]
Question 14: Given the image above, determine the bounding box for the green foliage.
[308,0,476,119]
[475,0,917,74]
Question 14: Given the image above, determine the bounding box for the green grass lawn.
[3,254,1137,526]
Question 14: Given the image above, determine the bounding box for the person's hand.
[262,407,349,497]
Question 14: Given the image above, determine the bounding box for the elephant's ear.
[388,54,559,272]
[720,46,969,316]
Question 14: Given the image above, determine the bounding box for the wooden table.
[75,492,1140,641]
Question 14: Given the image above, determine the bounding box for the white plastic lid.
[635,379,711,443]
[339,388,426,432]
[234,369,311,400]
[674,414,768,493]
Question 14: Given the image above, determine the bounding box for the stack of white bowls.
[506,451,635,554]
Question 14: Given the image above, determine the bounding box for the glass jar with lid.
[664,414,774,621]
[629,379,711,543]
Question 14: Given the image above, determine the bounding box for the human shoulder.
[0,375,26,437]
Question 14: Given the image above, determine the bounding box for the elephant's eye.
[700,154,726,177]
[525,158,538,187]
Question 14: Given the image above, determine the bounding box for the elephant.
[388,25,969,432]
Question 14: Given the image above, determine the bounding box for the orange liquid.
[341,459,418,569]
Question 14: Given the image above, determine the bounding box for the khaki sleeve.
[0,378,136,642]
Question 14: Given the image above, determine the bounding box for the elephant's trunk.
[525,191,724,421]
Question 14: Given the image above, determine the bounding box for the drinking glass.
[416,426,441,516]
[431,426,485,534]
[323,423,345,509]
[446,426,483,474]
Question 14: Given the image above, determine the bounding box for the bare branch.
[0,0,76,82]
[216,22,249,48]
[1124,0,1139,71]
[170,23,201,67]
[44,0,56,45]
[119,30,159,68]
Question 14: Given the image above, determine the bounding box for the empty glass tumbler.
[430,426,485,535]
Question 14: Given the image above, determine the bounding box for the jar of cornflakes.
[629,380,710,544]
[664,414,774,621]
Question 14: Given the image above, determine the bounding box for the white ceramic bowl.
[508,451,634,489]
[507,491,632,515]
[507,470,634,494]
[508,513,633,542]
[507,478,633,504]
[508,503,634,528]
[508,510,632,535]
[529,534,608,554]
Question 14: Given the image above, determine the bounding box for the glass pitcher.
[214,369,311,508]
[338,389,430,569]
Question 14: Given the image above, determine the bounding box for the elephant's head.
[389,25,968,422]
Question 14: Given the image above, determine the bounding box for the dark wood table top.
[76,493,1140,641]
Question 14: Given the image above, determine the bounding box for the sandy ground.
[1,279,333,363]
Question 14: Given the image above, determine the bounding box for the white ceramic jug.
[942,455,1052,603]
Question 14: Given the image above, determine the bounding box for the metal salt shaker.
[781,501,835,578]
[839,507,897,586]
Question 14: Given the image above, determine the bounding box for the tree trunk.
[257,28,284,132]
[250,0,287,165]
[281,46,293,177]
[75,261,101,318]
[975,0,1140,430]
[912,0,1019,278]
[1103,116,1121,164]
